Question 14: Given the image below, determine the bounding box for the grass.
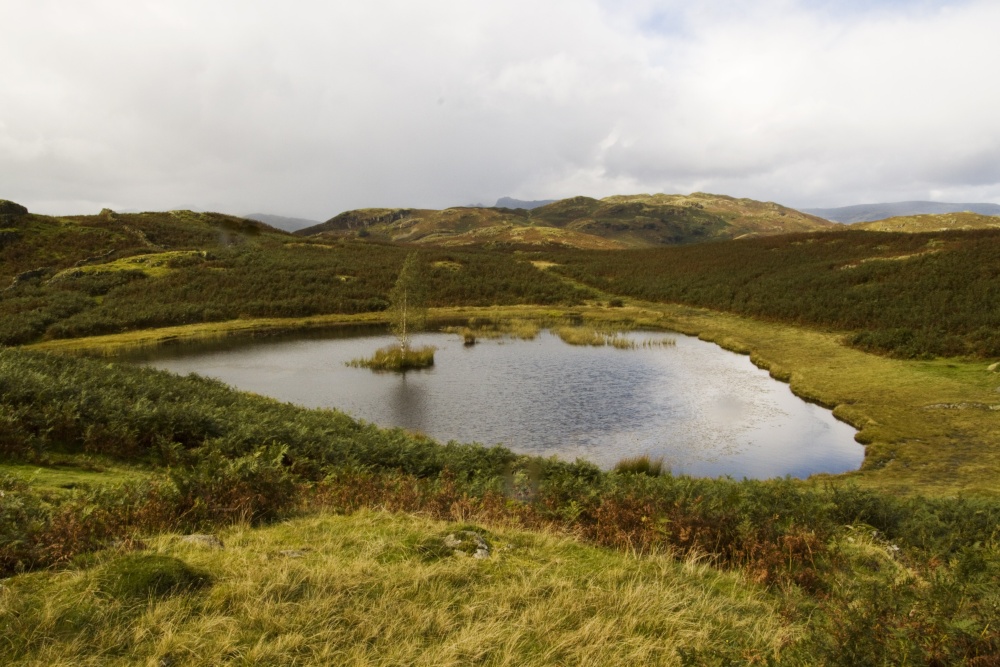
[348,345,436,371]
[0,509,795,666]
[0,459,150,495]
[50,251,208,281]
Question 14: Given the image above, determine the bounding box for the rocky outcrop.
[0,200,28,217]
[0,200,29,229]
[6,267,52,290]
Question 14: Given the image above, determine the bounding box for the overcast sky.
[2,0,998,220]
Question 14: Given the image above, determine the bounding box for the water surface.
[138,330,863,479]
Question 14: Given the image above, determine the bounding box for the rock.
[988,362,999,373]
[6,267,52,290]
[277,549,309,558]
[444,531,491,559]
[179,534,224,549]
[0,200,28,216]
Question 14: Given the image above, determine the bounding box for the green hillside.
[550,227,1000,358]
[0,202,288,284]
[853,211,1000,232]
[297,192,834,248]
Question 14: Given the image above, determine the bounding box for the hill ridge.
[298,192,834,248]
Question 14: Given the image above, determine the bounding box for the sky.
[1,0,998,220]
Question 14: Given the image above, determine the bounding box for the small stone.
[277,549,308,558]
[179,534,224,549]
[443,531,491,559]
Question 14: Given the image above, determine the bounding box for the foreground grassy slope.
[1,510,795,666]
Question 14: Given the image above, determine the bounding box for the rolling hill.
[851,211,1000,232]
[298,192,835,248]
[0,201,290,284]
[803,201,1000,223]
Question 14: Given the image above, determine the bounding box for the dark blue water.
[139,330,863,479]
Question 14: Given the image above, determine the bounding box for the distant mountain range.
[494,197,557,210]
[243,213,320,232]
[803,201,1000,223]
[297,193,834,249]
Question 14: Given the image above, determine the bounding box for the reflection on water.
[136,330,864,479]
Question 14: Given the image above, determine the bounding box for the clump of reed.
[555,326,677,350]
[442,318,541,342]
[348,345,436,371]
[613,455,666,476]
[554,326,609,347]
[640,337,676,348]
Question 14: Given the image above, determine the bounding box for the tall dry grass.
[0,510,794,666]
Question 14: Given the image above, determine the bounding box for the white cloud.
[0,0,997,218]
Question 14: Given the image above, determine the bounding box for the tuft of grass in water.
[614,455,666,476]
[442,317,541,342]
[348,345,436,371]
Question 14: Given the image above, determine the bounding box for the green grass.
[0,459,150,495]
[0,509,794,666]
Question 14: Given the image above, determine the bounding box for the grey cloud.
[0,0,998,219]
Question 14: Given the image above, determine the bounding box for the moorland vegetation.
[2,198,1000,664]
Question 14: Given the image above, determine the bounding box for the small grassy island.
[348,343,437,371]
[2,198,1000,665]
[350,252,436,371]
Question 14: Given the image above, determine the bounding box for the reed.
[443,318,541,341]
[613,454,666,476]
[554,326,657,349]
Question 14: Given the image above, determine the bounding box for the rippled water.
[138,329,863,479]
